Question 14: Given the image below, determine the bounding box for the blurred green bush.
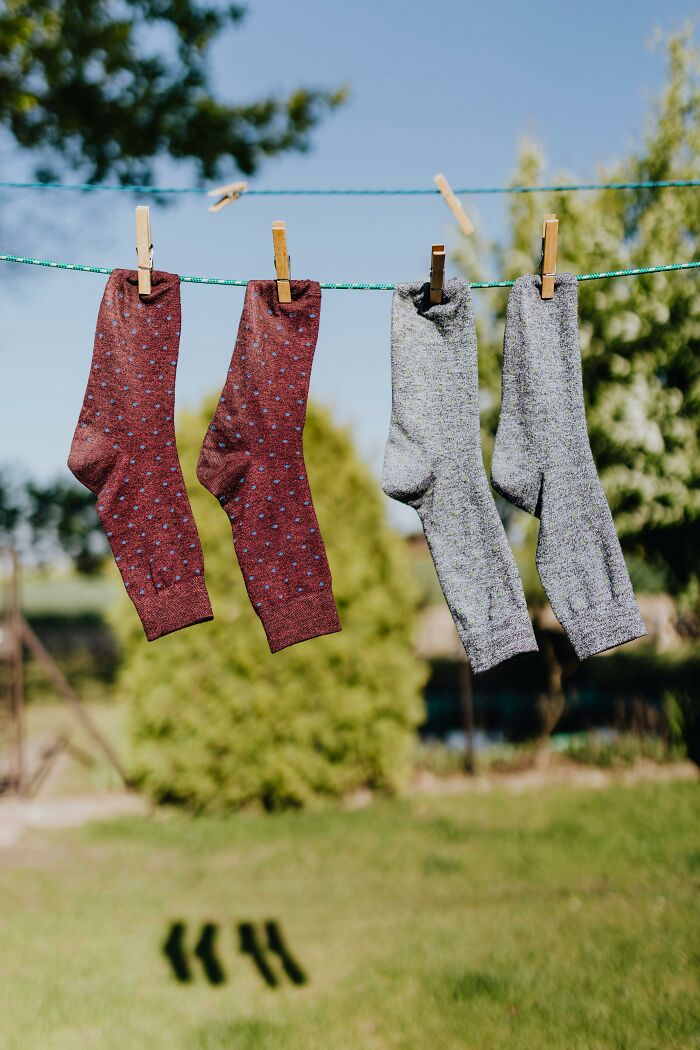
[665,686,700,765]
[114,398,427,810]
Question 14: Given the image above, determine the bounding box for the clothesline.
[0,179,699,197]
[1,253,699,290]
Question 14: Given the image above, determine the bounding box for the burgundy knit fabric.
[68,269,213,640]
[197,279,341,652]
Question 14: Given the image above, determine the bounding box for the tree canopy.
[117,398,427,810]
[0,0,346,183]
[460,30,700,604]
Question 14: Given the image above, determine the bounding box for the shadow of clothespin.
[207,180,249,213]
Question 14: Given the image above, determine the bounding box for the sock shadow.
[265,920,308,985]
[238,922,279,988]
[194,922,227,986]
[163,921,193,983]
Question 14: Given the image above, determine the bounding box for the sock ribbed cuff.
[560,594,647,661]
[466,616,539,675]
[135,578,214,641]
[259,591,341,653]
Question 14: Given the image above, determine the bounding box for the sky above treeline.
[1,0,697,527]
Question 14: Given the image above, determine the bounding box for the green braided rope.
[1,253,699,289]
[1,179,700,196]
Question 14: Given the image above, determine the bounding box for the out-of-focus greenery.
[564,731,685,768]
[0,0,345,184]
[1,782,698,1049]
[0,468,107,573]
[114,399,427,811]
[665,686,700,765]
[460,30,700,604]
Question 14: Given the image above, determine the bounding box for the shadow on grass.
[163,920,308,989]
[163,921,226,986]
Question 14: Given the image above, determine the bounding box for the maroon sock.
[68,269,213,641]
[197,280,341,652]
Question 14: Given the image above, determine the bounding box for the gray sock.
[491,273,647,659]
[382,279,538,674]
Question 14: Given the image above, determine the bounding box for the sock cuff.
[394,277,472,324]
[108,268,181,311]
[133,577,214,641]
[504,273,581,376]
[559,593,647,661]
[509,272,577,308]
[258,590,341,653]
[245,279,321,317]
[466,615,539,675]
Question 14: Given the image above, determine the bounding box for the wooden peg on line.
[540,213,559,300]
[434,173,475,237]
[135,205,153,295]
[429,243,446,305]
[272,220,291,303]
[207,180,248,213]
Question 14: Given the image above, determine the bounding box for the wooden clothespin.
[272,220,291,303]
[429,244,446,305]
[540,213,559,300]
[135,205,153,295]
[434,173,475,237]
[207,180,248,213]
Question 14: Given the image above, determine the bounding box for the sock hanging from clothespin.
[540,214,559,299]
[429,243,446,305]
[207,180,248,213]
[135,205,153,295]
[272,220,291,303]
[434,173,475,237]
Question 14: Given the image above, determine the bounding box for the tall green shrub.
[459,31,700,602]
[114,397,426,810]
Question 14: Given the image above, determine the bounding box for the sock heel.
[381,437,433,509]
[67,426,120,496]
[491,431,542,517]
[196,445,249,504]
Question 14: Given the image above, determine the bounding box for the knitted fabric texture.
[381,279,537,674]
[68,269,213,641]
[491,273,647,659]
[197,279,341,653]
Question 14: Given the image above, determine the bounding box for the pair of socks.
[68,270,340,651]
[382,275,646,675]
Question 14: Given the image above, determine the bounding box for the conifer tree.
[115,398,426,810]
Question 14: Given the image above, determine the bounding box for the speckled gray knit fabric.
[491,273,647,659]
[382,278,537,674]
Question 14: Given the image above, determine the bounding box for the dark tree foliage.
[0,469,106,571]
[0,0,346,183]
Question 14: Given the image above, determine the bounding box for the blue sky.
[1,0,697,512]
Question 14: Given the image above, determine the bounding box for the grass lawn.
[1,781,698,1050]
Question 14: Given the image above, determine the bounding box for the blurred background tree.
[2,14,698,786]
[465,30,700,604]
[0,0,346,183]
[0,467,107,572]
[454,30,700,738]
[114,397,427,810]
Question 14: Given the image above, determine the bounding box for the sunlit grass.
[1,781,698,1049]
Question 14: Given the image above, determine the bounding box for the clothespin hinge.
[207,180,248,213]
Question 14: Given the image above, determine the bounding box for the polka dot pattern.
[67,269,213,640]
[197,279,341,652]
